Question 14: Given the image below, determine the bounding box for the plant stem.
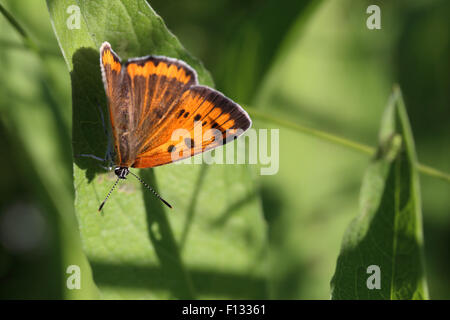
[0,2,27,37]
[246,107,375,155]
[246,107,450,183]
[0,2,39,53]
[417,164,450,182]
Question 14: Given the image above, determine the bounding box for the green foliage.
[331,87,428,299]
[47,0,266,299]
[1,0,448,300]
[253,0,393,299]
[0,0,97,299]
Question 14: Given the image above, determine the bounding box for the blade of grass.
[0,2,39,52]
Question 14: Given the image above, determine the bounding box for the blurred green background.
[0,0,448,299]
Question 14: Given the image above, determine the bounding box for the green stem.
[0,2,27,37]
[417,164,450,182]
[0,2,39,53]
[246,107,450,183]
[246,107,375,155]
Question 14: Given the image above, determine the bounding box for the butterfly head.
[98,166,172,211]
[114,166,130,179]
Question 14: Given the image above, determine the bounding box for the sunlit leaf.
[331,87,429,299]
[47,0,266,299]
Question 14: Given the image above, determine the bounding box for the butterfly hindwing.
[132,85,251,168]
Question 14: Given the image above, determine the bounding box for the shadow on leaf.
[140,169,196,299]
[90,260,266,299]
[71,47,110,182]
[179,163,209,249]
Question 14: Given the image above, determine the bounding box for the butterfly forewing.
[132,85,251,168]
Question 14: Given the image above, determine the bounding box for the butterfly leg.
[76,154,105,162]
[74,103,115,171]
[96,103,115,166]
[75,154,114,171]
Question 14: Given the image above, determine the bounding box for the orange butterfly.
[96,42,251,210]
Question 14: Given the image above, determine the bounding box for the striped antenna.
[98,177,120,211]
[128,171,172,209]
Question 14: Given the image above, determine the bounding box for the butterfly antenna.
[98,177,120,211]
[129,171,172,209]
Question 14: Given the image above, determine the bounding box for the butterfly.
[96,42,252,211]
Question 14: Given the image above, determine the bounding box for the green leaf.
[252,0,377,299]
[47,0,266,299]
[331,86,429,299]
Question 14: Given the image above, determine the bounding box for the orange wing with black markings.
[99,41,251,169]
[132,85,251,168]
[125,54,197,149]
